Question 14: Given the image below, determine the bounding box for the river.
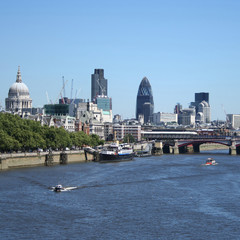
[1,150,240,239]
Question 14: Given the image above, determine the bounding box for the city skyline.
[0,0,240,120]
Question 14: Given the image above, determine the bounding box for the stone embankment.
[0,150,94,171]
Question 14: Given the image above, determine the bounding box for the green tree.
[123,134,135,143]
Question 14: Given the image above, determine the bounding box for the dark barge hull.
[99,153,135,162]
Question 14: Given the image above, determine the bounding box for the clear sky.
[0,0,239,120]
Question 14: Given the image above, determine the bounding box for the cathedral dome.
[8,66,30,98]
[5,66,32,115]
[9,82,30,97]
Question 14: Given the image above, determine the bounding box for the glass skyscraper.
[91,69,108,101]
[195,92,209,104]
[136,77,154,123]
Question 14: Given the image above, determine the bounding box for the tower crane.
[46,91,50,104]
[62,76,66,98]
[70,79,73,101]
[55,79,69,104]
[221,104,230,128]
[96,78,106,96]
[71,88,81,104]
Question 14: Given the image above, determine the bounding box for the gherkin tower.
[136,77,154,123]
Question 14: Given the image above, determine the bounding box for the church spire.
[16,66,22,83]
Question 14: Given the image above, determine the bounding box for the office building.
[136,77,154,124]
[113,123,141,142]
[195,92,209,103]
[95,95,112,111]
[196,100,211,124]
[227,114,240,129]
[91,69,108,101]
[190,92,211,124]
[178,108,196,126]
[153,112,178,125]
[174,103,182,114]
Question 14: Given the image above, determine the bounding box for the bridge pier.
[229,147,237,155]
[193,144,200,153]
[172,140,179,154]
[152,141,163,156]
[229,140,237,155]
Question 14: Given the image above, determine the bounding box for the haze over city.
[0,0,239,120]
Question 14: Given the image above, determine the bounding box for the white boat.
[54,184,64,192]
[99,143,135,162]
[205,158,218,166]
[53,185,77,192]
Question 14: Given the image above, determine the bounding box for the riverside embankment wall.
[0,151,94,171]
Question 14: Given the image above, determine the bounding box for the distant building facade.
[153,112,178,125]
[91,69,108,101]
[196,100,211,124]
[227,114,240,129]
[5,66,32,116]
[178,108,196,126]
[136,77,154,124]
[195,92,209,104]
[113,123,141,142]
[190,92,211,124]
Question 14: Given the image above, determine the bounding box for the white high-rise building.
[197,101,211,123]
[227,114,240,129]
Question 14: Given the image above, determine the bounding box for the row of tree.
[0,113,104,152]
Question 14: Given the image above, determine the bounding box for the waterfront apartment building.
[113,123,141,142]
[91,69,108,101]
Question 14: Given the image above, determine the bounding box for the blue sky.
[0,0,239,120]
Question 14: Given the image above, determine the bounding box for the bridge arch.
[177,140,230,154]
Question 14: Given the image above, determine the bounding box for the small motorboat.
[54,184,64,192]
[205,158,217,166]
[52,185,77,192]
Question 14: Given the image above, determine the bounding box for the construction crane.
[221,104,230,128]
[62,76,66,98]
[55,79,68,104]
[96,78,106,96]
[70,79,73,101]
[71,88,81,104]
[46,91,50,104]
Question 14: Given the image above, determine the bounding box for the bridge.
[142,131,240,155]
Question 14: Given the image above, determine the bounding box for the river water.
[1,150,240,240]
